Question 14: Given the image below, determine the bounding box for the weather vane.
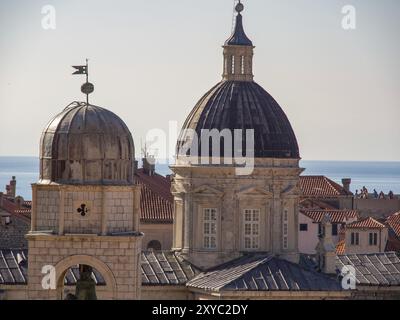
[72,59,94,106]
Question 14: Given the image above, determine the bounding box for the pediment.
[281,185,301,197]
[236,186,273,198]
[191,185,224,197]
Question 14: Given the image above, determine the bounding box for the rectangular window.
[244,209,260,250]
[299,224,308,231]
[203,208,217,249]
[369,232,378,246]
[332,224,338,236]
[351,232,360,245]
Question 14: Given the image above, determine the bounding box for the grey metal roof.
[225,13,253,46]
[0,249,28,285]
[0,249,105,286]
[177,81,300,159]
[141,251,197,286]
[186,254,342,292]
[336,253,400,286]
[40,101,135,185]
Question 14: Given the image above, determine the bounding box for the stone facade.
[140,223,173,251]
[26,234,141,300]
[345,227,388,254]
[27,183,143,300]
[171,158,303,269]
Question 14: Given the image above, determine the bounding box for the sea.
[0,157,399,200]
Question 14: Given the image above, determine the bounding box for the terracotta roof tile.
[336,240,346,255]
[386,212,400,238]
[135,169,173,223]
[299,199,337,210]
[300,210,359,224]
[347,217,386,229]
[300,176,353,197]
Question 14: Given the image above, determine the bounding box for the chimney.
[342,178,351,193]
[142,157,155,176]
[15,196,24,209]
[9,176,16,198]
[0,212,11,226]
[315,213,337,274]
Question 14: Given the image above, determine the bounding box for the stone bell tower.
[27,70,142,300]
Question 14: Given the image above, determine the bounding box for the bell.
[75,265,97,300]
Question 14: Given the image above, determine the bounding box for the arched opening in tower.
[61,264,106,300]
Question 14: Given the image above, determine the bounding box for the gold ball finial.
[235,2,244,13]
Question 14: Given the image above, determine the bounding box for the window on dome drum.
[369,232,378,246]
[332,224,338,236]
[147,240,162,251]
[240,56,245,74]
[351,232,360,245]
[203,208,217,249]
[231,55,235,74]
[243,209,260,250]
[283,210,289,249]
[299,224,308,232]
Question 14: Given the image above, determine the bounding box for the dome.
[177,81,300,159]
[39,102,135,185]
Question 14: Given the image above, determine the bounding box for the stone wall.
[26,234,142,300]
[32,184,140,235]
[141,223,173,251]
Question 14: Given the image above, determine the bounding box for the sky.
[0,0,399,161]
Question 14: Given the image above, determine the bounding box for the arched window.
[147,240,162,251]
[231,56,235,74]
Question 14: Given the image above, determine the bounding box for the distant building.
[298,209,359,254]
[385,212,400,253]
[299,176,353,209]
[343,217,388,254]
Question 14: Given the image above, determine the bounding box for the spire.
[225,2,253,46]
[222,1,254,82]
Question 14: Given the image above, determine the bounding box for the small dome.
[39,102,135,185]
[177,81,300,159]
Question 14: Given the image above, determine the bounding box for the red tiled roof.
[23,201,32,208]
[135,169,173,223]
[300,176,353,197]
[299,199,337,210]
[300,210,359,224]
[0,198,31,223]
[336,240,346,255]
[386,212,400,238]
[347,217,386,229]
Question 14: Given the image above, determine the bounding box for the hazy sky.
[0,0,399,161]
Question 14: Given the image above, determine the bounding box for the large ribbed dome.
[39,102,135,185]
[177,3,299,160]
[177,81,299,159]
